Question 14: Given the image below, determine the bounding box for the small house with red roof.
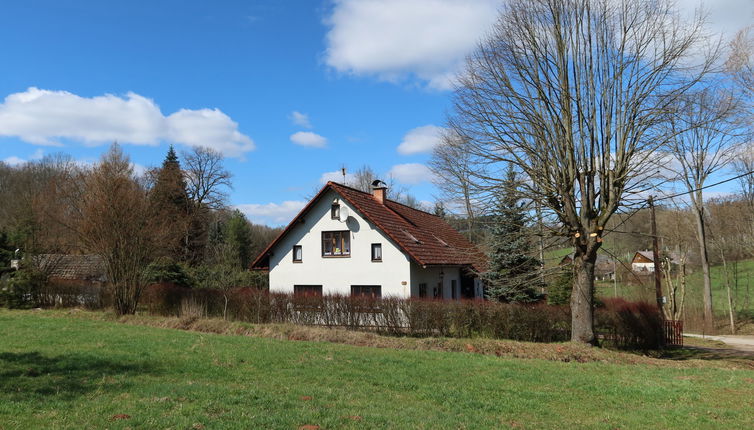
[250,181,485,299]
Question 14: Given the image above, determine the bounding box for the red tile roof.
[250,182,485,271]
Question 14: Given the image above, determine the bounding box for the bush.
[146,259,194,288]
[595,298,664,349]
[0,266,47,309]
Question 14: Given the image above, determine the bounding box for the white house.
[631,251,656,272]
[251,181,485,299]
[631,250,681,273]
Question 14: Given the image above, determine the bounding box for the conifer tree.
[151,146,190,213]
[223,210,253,269]
[483,169,543,303]
[150,146,191,260]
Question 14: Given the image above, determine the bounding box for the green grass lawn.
[1,310,753,429]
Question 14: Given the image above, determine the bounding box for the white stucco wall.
[268,189,413,297]
[632,262,654,272]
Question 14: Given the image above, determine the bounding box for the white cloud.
[324,0,501,89]
[0,87,255,158]
[323,1,753,90]
[290,111,312,128]
[388,163,435,185]
[320,169,356,184]
[2,156,26,166]
[397,124,446,155]
[290,131,327,148]
[677,0,754,42]
[236,200,307,226]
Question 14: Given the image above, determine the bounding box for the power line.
[604,170,754,238]
[653,170,754,203]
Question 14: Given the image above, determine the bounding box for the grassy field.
[1,310,753,429]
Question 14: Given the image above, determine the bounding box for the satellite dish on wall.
[339,206,350,222]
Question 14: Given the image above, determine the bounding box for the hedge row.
[142,285,664,348]
[1,279,665,349]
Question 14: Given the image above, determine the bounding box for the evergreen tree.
[150,146,191,260]
[0,231,14,268]
[223,210,252,269]
[151,146,190,213]
[433,201,447,219]
[482,168,543,303]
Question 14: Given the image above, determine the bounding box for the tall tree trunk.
[692,203,714,331]
[462,183,474,234]
[571,252,596,344]
[535,200,546,292]
[718,250,736,334]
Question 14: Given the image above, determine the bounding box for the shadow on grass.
[0,351,159,401]
[656,346,754,368]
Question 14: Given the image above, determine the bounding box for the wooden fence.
[663,320,683,346]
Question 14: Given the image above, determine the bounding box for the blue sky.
[0,0,752,226]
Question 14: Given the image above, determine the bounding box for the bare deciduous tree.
[429,132,477,232]
[664,88,746,329]
[727,26,754,97]
[442,0,714,343]
[69,144,168,314]
[183,146,233,210]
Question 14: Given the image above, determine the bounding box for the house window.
[294,285,322,297]
[371,243,382,261]
[418,283,427,298]
[292,245,302,262]
[351,285,382,298]
[322,231,350,257]
[451,279,457,299]
[331,203,340,219]
[434,283,442,298]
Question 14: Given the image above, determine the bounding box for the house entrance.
[460,271,475,299]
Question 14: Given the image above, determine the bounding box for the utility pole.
[648,196,664,316]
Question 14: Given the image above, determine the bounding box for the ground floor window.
[293,285,322,297]
[350,285,381,298]
[451,279,457,299]
[418,283,427,298]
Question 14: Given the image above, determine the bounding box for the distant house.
[251,181,486,299]
[630,250,681,273]
[559,253,616,281]
[631,251,656,272]
[33,254,107,288]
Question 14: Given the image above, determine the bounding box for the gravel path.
[685,334,754,352]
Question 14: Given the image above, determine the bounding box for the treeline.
[0,144,281,314]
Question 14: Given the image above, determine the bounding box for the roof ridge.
[327,181,437,217]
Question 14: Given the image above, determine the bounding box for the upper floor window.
[292,245,302,262]
[331,203,340,219]
[322,230,350,257]
[371,243,382,262]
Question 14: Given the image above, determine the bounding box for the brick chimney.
[371,180,387,204]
